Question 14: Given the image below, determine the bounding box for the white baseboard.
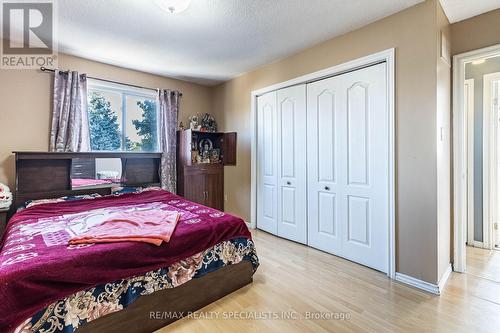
[395,273,440,295]
[468,241,486,248]
[245,221,256,230]
[395,263,452,295]
[438,264,452,293]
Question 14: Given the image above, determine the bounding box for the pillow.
[111,186,162,195]
[111,186,142,195]
[20,193,102,210]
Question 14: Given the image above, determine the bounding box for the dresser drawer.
[184,164,223,176]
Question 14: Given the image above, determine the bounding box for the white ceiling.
[56,0,423,85]
[440,0,500,23]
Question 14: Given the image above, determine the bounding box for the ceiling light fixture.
[472,59,486,65]
[155,0,191,14]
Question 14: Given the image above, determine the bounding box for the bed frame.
[12,152,254,333]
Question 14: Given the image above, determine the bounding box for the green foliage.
[88,92,121,151]
[133,100,158,151]
[88,92,157,152]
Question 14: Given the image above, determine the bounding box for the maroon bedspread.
[0,190,251,332]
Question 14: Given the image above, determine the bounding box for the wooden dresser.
[177,129,236,210]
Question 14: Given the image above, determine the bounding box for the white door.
[306,75,343,255]
[257,91,278,235]
[276,85,307,244]
[307,63,389,273]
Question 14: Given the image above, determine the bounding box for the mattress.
[0,189,258,333]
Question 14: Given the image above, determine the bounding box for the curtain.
[158,89,180,192]
[49,70,90,152]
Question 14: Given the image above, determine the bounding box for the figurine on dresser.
[200,113,217,132]
[199,138,213,163]
[189,115,200,130]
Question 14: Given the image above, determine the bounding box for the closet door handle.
[324,186,330,191]
[286,181,291,185]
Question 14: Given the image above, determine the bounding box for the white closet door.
[257,91,278,235]
[306,76,343,254]
[276,85,307,244]
[340,63,388,273]
[307,63,389,273]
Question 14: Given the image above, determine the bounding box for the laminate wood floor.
[466,246,500,283]
[156,230,500,333]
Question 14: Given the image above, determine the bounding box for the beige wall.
[0,53,213,189]
[436,2,451,280]
[213,0,446,283]
[0,0,468,284]
[451,8,500,56]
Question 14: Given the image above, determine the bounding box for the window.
[87,79,159,152]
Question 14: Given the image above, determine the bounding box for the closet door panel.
[258,63,389,274]
[317,91,337,182]
[276,85,307,244]
[257,92,278,235]
[339,63,389,273]
[307,63,389,273]
[307,79,343,254]
[347,83,369,186]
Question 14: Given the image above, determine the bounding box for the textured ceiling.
[440,0,500,23]
[55,0,423,85]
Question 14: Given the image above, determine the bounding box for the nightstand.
[0,208,8,237]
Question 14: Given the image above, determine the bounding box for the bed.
[0,152,258,333]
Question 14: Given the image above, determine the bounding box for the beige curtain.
[158,89,180,192]
[49,70,90,152]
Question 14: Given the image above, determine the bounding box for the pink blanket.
[71,178,113,188]
[69,210,180,246]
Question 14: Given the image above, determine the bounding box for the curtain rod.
[39,67,182,96]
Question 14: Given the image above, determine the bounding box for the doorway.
[453,44,500,274]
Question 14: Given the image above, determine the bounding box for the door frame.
[483,72,500,251]
[250,48,396,279]
[464,79,475,246]
[453,44,500,273]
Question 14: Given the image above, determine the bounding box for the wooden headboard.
[13,152,162,209]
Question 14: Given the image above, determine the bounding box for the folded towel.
[69,210,180,246]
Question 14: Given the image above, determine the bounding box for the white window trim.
[87,79,161,152]
[88,79,157,99]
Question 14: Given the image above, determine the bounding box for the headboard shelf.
[14,151,162,160]
[13,152,163,209]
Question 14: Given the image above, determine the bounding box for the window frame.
[87,79,161,152]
